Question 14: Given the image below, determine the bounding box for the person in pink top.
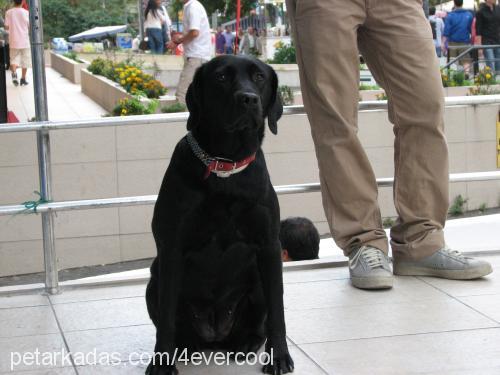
[4,0,30,86]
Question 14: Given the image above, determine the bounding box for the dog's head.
[186,55,283,138]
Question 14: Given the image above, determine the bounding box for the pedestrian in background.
[429,7,445,57]
[168,0,211,104]
[159,0,172,49]
[443,0,473,71]
[4,0,30,86]
[239,26,262,56]
[144,0,167,54]
[476,0,500,73]
[222,26,234,54]
[215,26,225,55]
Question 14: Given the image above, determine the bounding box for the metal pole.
[0,42,7,124]
[29,0,58,294]
[138,0,144,41]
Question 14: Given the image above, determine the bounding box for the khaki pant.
[176,57,207,104]
[286,0,449,261]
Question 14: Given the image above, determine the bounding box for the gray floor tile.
[77,363,147,374]
[458,294,500,323]
[284,277,445,311]
[299,327,500,375]
[77,346,325,375]
[53,297,150,332]
[0,293,49,309]
[283,267,349,284]
[0,367,77,374]
[0,333,67,372]
[64,325,156,361]
[0,306,59,338]
[49,284,146,305]
[285,298,498,344]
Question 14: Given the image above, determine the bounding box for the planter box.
[50,51,88,84]
[81,69,176,114]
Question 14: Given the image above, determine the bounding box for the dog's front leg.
[148,247,183,375]
[258,240,294,374]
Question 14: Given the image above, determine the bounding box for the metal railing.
[443,44,500,74]
[1,98,500,294]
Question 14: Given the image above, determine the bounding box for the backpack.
[430,18,437,40]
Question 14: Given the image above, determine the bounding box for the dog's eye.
[253,72,265,82]
[215,73,226,82]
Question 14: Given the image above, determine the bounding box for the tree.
[169,0,257,22]
[41,0,138,41]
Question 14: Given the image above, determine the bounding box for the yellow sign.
[497,117,500,168]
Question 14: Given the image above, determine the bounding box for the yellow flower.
[119,73,125,79]
[120,80,126,85]
[485,66,491,71]
[121,109,127,115]
[486,73,492,79]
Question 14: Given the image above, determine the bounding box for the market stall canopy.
[68,25,127,42]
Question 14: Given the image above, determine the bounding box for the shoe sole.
[393,264,493,280]
[351,276,394,290]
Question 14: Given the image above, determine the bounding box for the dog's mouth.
[225,108,264,133]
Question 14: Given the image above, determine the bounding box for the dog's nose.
[235,92,260,109]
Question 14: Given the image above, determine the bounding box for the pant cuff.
[343,237,389,257]
[391,229,445,261]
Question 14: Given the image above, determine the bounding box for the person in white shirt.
[168,0,211,104]
[144,0,167,54]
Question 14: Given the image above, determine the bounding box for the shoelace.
[361,247,386,268]
[441,246,467,260]
[348,246,388,269]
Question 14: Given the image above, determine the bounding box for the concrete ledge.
[50,51,88,84]
[81,69,176,114]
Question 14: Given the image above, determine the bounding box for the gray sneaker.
[393,246,493,280]
[349,246,394,289]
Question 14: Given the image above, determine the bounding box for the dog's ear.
[186,65,204,131]
[266,67,283,135]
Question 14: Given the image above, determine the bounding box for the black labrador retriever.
[146,55,294,375]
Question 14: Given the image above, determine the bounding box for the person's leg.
[357,0,448,262]
[153,29,164,54]
[493,47,500,75]
[286,0,388,256]
[9,48,19,86]
[287,0,394,289]
[146,29,155,52]
[483,48,495,72]
[175,57,203,104]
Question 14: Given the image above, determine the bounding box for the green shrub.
[268,41,296,64]
[278,85,294,106]
[449,195,468,216]
[359,84,380,90]
[478,203,487,214]
[63,51,83,63]
[87,57,112,76]
[112,97,158,116]
[382,217,395,228]
[161,103,187,113]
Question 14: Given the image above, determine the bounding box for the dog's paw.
[262,352,294,374]
[145,362,179,375]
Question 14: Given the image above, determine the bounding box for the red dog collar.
[204,154,256,179]
[186,132,256,179]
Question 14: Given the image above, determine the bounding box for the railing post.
[37,130,58,294]
[29,0,58,294]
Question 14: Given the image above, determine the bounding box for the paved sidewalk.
[5,68,106,123]
[0,253,499,374]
